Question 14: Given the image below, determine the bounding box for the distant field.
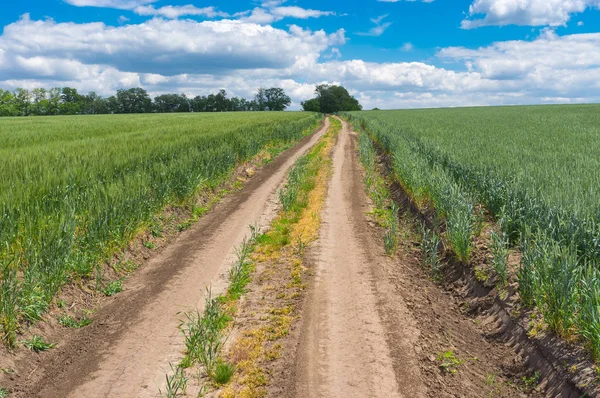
[346,105,600,359]
[0,111,319,346]
[353,105,600,218]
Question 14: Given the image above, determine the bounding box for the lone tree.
[301,84,362,113]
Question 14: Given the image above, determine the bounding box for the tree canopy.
[0,86,292,116]
[255,87,292,111]
[301,85,362,113]
[154,93,191,113]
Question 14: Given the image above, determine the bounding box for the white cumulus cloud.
[462,0,600,28]
[242,5,335,24]
[0,15,345,76]
[3,12,600,109]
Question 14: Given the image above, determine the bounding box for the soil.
[269,118,547,398]
[289,118,418,397]
[0,119,330,398]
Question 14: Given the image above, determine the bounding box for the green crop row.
[0,111,321,347]
[343,106,600,361]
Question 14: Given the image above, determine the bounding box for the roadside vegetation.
[356,128,399,256]
[0,112,321,347]
[221,118,338,397]
[344,104,600,364]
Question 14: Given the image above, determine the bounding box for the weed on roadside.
[58,314,92,328]
[143,241,156,249]
[179,289,229,377]
[113,259,138,274]
[101,280,123,297]
[177,220,192,232]
[475,266,491,284]
[485,372,503,397]
[159,363,188,398]
[485,372,496,386]
[355,124,401,256]
[436,350,463,374]
[0,253,19,348]
[150,218,164,238]
[23,335,55,352]
[522,371,540,391]
[228,237,256,301]
[20,289,48,323]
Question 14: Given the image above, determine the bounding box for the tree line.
[0,87,292,116]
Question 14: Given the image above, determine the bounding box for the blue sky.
[1,0,600,109]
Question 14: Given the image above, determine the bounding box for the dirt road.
[292,119,425,398]
[8,119,329,398]
[8,116,570,398]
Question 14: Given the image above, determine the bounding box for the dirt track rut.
[292,118,425,398]
[10,119,329,398]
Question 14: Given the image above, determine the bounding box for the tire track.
[292,118,424,398]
